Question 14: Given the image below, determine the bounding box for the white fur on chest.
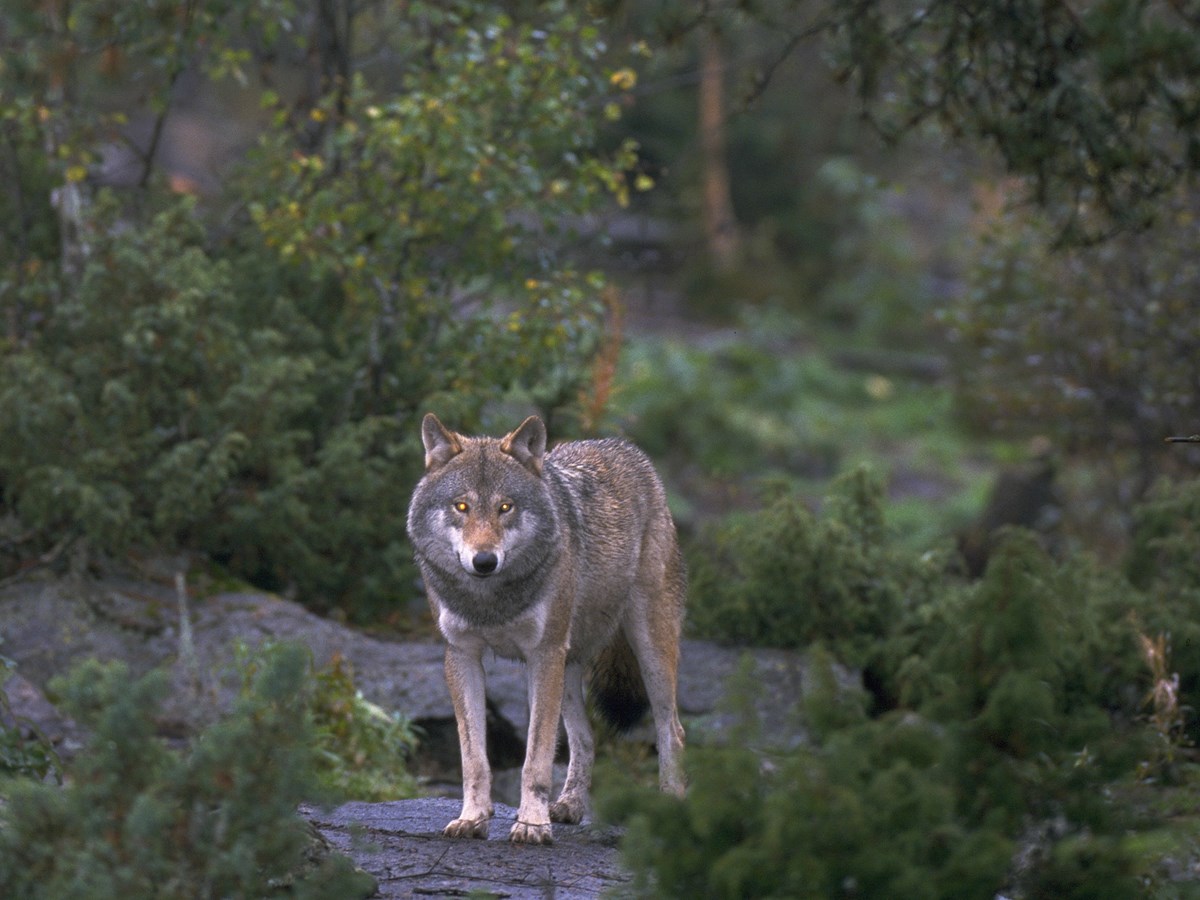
[437,599,551,660]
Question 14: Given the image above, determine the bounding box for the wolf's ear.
[421,413,463,471]
[500,415,546,476]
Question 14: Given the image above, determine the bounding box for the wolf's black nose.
[472,551,498,575]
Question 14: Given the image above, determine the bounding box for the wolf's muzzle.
[471,551,499,576]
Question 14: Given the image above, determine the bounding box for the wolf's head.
[408,414,554,583]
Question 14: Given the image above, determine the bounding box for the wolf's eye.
[498,501,513,514]
[453,501,469,513]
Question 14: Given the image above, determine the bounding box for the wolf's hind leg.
[551,661,593,824]
[626,581,686,797]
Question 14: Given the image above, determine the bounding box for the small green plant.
[0,653,61,783]
[234,642,421,802]
[0,644,375,899]
[1128,477,1200,746]
[311,653,421,801]
[1136,631,1190,782]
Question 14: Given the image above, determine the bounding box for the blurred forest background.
[4,0,1200,896]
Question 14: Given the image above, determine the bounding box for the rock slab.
[304,798,630,899]
[0,571,855,777]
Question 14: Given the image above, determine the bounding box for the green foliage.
[1129,477,1200,596]
[688,465,944,669]
[309,654,421,801]
[1128,478,1200,747]
[240,1,633,430]
[0,645,375,899]
[0,0,631,619]
[0,196,308,550]
[829,0,1200,240]
[0,653,61,783]
[609,482,1200,896]
[602,655,1014,899]
[899,534,1144,829]
[233,642,419,803]
[949,196,1200,498]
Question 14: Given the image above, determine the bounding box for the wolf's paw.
[550,794,586,824]
[509,819,554,844]
[443,815,490,839]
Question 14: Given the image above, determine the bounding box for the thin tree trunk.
[698,26,739,271]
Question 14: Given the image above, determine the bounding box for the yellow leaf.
[865,375,894,401]
[65,165,88,183]
[609,68,637,90]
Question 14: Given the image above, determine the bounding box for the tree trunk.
[698,26,739,271]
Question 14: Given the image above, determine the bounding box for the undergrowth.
[610,307,991,549]
[0,641,428,898]
[602,473,1200,897]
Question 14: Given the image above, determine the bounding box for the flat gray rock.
[303,798,630,899]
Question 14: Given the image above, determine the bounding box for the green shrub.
[231,642,420,803]
[1129,477,1200,595]
[688,465,944,670]
[1022,835,1141,900]
[949,194,1200,499]
[609,490,1189,897]
[901,533,1146,830]
[0,644,375,899]
[0,2,633,621]
[601,653,1013,899]
[0,653,61,783]
[0,197,311,550]
[309,654,421,801]
[1127,477,1200,746]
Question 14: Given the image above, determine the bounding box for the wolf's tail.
[589,631,649,731]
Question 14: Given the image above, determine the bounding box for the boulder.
[0,570,857,779]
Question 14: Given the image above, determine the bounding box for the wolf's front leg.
[444,644,493,838]
[511,646,568,844]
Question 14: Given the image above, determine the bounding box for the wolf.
[406,413,687,844]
